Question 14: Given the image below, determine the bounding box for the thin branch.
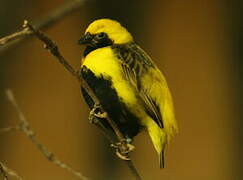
[0,28,31,46]
[0,0,86,54]
[23,21,142,180]
[0,162,8,180]
[5,89,89,180]
[0,162,23,180]
[0,126,19,133]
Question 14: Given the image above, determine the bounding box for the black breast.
[80,66,142,139]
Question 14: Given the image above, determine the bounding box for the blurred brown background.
[0,0,241,179]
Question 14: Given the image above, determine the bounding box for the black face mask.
[78,32,113,57]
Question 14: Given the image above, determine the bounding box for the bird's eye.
[96,32,106,39]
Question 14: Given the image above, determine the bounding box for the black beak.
[78,33,93,45]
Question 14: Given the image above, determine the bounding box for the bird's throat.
[83,38,113,57]
[83,45,97,57]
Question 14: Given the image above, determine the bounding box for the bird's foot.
[89,103,107,124]
[111,139,135,161]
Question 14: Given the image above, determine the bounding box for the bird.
[78,18,178,168]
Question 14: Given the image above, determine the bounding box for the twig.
[5,89,89,180]
[0,28,31,46]
[0,162,8,180]
[0,0,86,53]
[0,162,23,180]
[23,20,142,180]
[0,126,19,133]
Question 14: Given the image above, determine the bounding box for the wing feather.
[112,43,164,128]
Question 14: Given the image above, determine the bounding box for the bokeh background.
[0,0,241,179]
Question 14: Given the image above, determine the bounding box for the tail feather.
[159,151,165,168]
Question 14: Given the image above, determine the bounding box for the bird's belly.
[80,65,143,138]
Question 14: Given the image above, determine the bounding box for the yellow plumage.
[79,19,178,168]
[83,47,137,103]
